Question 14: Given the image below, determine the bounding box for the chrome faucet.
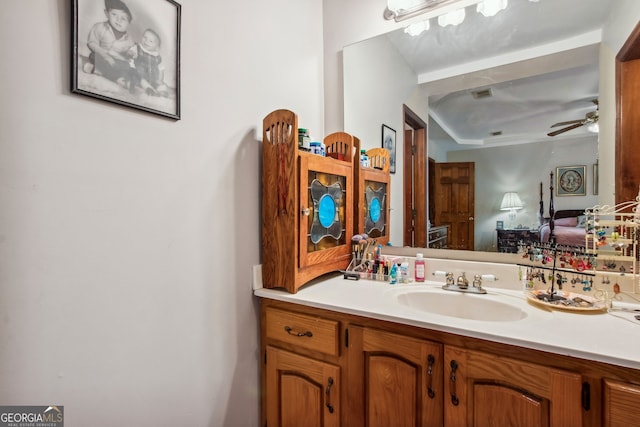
[456,272,469,289]
[442,271,487,294]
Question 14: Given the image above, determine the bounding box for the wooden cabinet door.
[266,346,340,427]
[603,379,640,427]
[444,346,583,427]
[347,326,444,427]
[298,154,353,273]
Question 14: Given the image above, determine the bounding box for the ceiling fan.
[547,99,599,137]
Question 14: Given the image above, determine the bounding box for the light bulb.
[438,7,465,27]
[477,0,508,17]
[405,20,430,36]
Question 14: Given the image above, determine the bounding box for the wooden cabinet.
[260,299,640,427]
[354,146,391,246]
[428,225,449,249]
[603,379,640,427]
[347,326,443,427]
[497,228,540,253]
[262,306,342,427]
[262,110,356,293]
[266,347,340,427]
[444,345,583,427]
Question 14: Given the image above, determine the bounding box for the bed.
[536,176,587,247]
[539,209,587,246]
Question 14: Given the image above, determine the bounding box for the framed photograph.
[496,220,504,230]
[72,0,181,120]
[382,124,396,174]
[556,165,586,196]
[593,162,599,195]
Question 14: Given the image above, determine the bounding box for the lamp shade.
[500,192,523,210]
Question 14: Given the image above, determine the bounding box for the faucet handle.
[473,274,482,289]
[445,272,455,286]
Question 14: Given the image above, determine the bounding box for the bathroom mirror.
[343,0,617,254]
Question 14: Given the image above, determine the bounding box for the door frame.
[402,105,427,247]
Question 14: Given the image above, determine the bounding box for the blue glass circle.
[318,194,336,228]
[369,197,381,223]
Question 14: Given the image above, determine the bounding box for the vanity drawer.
[265,307,340,356]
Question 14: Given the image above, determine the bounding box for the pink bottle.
[415,253,425,282]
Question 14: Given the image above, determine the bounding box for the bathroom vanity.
[256,275,640,427]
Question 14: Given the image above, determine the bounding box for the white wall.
[448,137,598,251]
[0,1,323,426]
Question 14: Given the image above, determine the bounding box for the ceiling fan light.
[405,20,431,36]
[586,122,599,133]
[438,7,466,27]
[477,0,508,17]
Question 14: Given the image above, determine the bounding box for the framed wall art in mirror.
[556,165,586,197]
[382,124,396,174]
[72,0,181,120]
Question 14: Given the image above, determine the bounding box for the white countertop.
[255,274,640,370]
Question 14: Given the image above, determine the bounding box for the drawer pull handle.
[325,376,335,413]
[284,326,313,338]
[449,360,460,406]
[427,354,436,399]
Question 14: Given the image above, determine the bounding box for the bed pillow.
[554,217,578,227]
[576,215,587,228]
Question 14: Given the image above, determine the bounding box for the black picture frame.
[381,124,396,174]
[72,0,181,120]
[556,165,586,196]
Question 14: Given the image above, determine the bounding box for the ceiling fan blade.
[550,119,583,128]
[547,122,585,137]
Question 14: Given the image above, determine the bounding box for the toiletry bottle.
[389,263,397,284]
[360,149,369,168]
[400,260,409,283]
[415,253,425,282]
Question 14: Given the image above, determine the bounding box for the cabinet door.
[299,154,353,271]
[603,379,640,427]
[347,326,444,427]
[266,346,340,427]
[444,346,583,427]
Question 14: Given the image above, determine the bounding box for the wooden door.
[433,162,475,250]
[347,326,443,427]
[603,379,640,427]
[444,346,583,427]
[266,346,340,427]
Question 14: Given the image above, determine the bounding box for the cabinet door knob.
[284,326,313,338]
[427,354,436,399]
[449,360,460,406]
[301,207,310,216]
[325,377,335,413]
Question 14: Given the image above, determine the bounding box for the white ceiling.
[384,0,614,148]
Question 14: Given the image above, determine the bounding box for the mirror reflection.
[343,0,613,254]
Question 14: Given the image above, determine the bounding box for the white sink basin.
[394,288,529,322]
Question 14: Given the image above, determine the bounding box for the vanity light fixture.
[385,0,481,22]
[500,192,524,221]
[477,0,508,17]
